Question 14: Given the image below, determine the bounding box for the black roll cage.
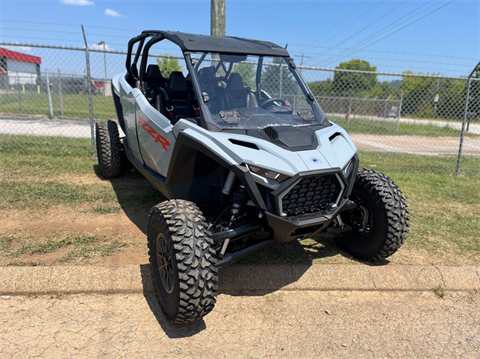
[125,31,325,126]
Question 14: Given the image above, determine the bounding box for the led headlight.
[342,157,356,178]
[246,164,289,183]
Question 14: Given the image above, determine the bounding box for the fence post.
[81,24,96,158]
[395,90,403,133]
[58,68,64,116]
[456,77,472,176]
[279,63,283,98]
[16,74,22,112]
[347,97,352,131]
[45,69,54,119]
[383,95,391,128]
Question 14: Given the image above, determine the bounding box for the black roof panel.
[141,30,290,57]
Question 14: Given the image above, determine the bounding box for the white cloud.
[3,44,33,53]
[89,43,115,51]
[60,0,94,5]
[105,8,124,17]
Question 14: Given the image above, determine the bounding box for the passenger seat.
[161,71,197,123]
[144,65,167,112]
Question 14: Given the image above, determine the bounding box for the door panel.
[119,76,142,161]
[134,94,175,177]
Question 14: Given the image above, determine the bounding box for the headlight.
[342,157,356,178]
[246,164,289,183]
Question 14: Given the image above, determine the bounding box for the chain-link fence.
[0,42,478,175]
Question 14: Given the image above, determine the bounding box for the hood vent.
[329,132,341,142]
[263,126,278,141]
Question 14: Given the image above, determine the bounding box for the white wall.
[7,59,38,85]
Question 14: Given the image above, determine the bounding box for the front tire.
[148,200,218,324]
[337,168,409,261]
[95,120,123,178]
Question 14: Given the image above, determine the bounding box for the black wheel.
[337,168,409,261]
[95,120,123,178]
[148,199,218,324]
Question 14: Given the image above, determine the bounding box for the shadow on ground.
[98,165,388,337]
[94,164,164,234]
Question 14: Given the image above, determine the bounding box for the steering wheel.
[260,98,287,109]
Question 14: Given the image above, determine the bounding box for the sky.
[0,0,478,80]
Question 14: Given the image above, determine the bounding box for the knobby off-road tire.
[337,168,409,261]
[95,120,123,178]
[148,200,218,324]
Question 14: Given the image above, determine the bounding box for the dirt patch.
[0,204,148,266]
[0,205,145,241]
[350,134,480,157]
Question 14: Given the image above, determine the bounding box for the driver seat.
[225,73,248,109]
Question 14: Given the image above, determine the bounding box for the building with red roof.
[0,47,42,87]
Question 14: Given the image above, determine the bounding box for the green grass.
[0,93,116,119]
[0,180,118,211]
[0,134,92,157]
[242,151,480,266]
[330,116,474,137]
[89,205,121,214]
[0,134,479,266]
[1,234,128,262]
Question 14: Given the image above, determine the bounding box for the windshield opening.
[191,53,326,131]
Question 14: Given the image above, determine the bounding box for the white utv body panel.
[173,120,356,183]
[114,72,176,177]
[113,71,356,184]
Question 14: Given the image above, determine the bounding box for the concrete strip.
[0,264,478,295]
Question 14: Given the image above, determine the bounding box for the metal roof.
[141,30,290,57]
[0,48,42,64]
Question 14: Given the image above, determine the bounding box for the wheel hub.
[156,233,174,294]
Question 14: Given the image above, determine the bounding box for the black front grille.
[281,174,341,217]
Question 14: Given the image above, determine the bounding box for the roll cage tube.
[185,53,210,127]
[286,58,326,124]
[126,33,151,80]
[255,56,263,105]
[139,35,165,82]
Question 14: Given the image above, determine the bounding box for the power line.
[329,0,408,49]
[320,0,456,67]
[315,1,382,47]
[310,2,362,46]
[1,19,80,27]
[302,53,473,68]
[318,0,439,66]
[0,35,84,44]
[288,43,477,61]
[1,27,81,35]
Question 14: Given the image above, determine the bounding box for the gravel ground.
[0,290,478,358]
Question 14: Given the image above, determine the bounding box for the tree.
[308,79,334,97]
[261,57,297,98]
[333,59,377,96]
[156,54,183,78]
[233,63,255,88]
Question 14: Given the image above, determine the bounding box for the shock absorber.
[219,183,249,258]
[226,184,248,229]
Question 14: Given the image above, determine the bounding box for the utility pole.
[211,0,226,36]
[293,53,312,74]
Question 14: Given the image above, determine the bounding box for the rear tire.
[337,168,409,261]
[95,120,123,178]
[148,200,218,324]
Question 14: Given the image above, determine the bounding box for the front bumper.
[265,197,349,243]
